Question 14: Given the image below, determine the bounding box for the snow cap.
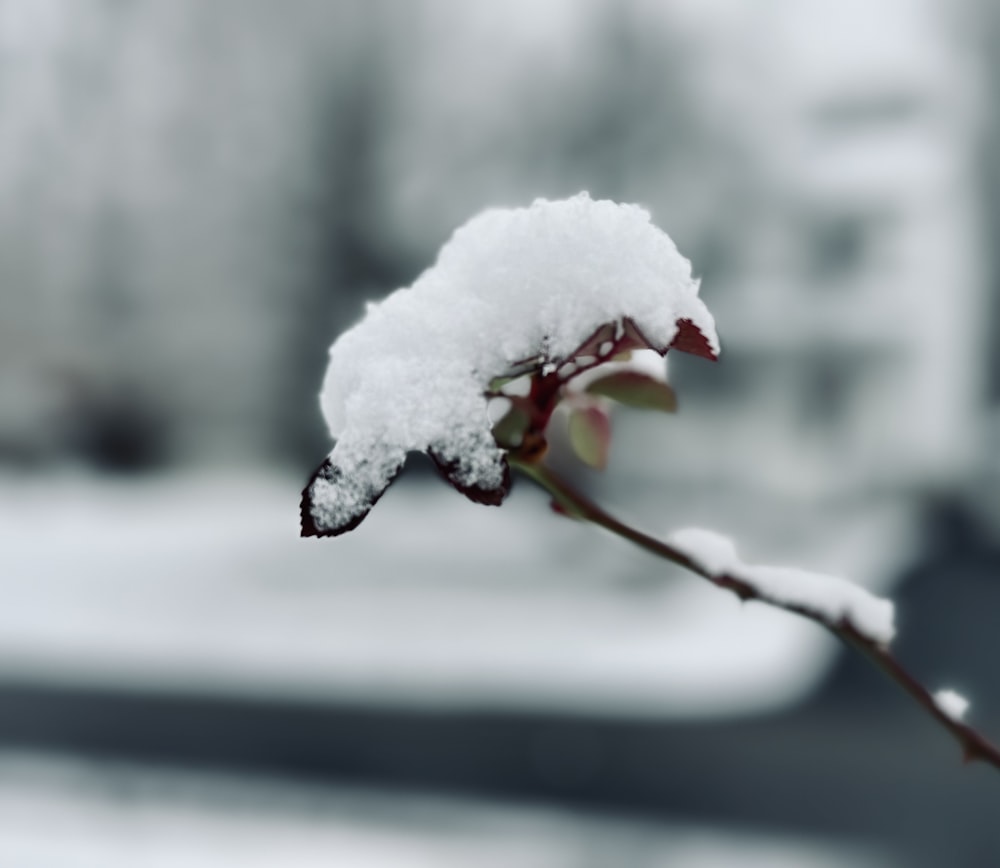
[303,193,718,536]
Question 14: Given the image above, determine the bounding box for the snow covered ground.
[0,467,915,718]
[0,749,895,868]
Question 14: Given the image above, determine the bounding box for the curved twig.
[510,456,1000,771]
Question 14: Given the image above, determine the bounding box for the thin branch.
[510,456,1000,772]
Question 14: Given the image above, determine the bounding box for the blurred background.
[2,0,1000,864]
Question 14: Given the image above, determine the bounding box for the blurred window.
[801,210,898,285]
[804,215,868,282]
[809,91,924,131]
[670,349,755,405]
[798,354,852,431]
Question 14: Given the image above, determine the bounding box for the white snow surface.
[315,193,717,529]
[0,751,893,868]
[933,688,970,721]
[0,470,916,718]
[668,528,896,645]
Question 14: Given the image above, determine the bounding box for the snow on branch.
[667,528,896,646]
[935,689,971,722]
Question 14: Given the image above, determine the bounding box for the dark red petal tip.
[669,318,718,360]
[429,449,511,507]
[619,317,658,353]
[300,456,398,537]
[569,321,618,359]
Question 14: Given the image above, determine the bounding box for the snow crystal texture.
[668,528,897,645]
[308,193,717,534]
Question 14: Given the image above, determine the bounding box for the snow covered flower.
[301,193,719,537]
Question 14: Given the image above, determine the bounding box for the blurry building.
[0,0,720,472]
[662,0,986,501]
[0,0,990,489]
[2,3,999,860]
[0,0,382,469]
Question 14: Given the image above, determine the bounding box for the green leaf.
[491,405,531,448]
[489,359,543,391]
[585,371,677,412]
[568,405,611,470]
[489,375,516,391]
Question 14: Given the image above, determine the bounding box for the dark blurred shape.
[826,491,1000,721]
[62,379,171,472]
[0,676,994,866]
